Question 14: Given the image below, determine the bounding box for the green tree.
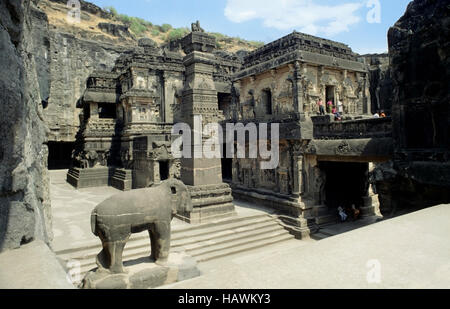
[160,24,172,33]
[104,6,118,18]
[166,28,189,41]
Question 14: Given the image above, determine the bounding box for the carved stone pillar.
[291,152,303,200]
[293,61,305,118]
[175,30,236,224]
[360,162,381,217]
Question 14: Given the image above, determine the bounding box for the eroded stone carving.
[191,20,205,33]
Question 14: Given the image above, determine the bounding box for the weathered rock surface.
[48,0,113,19]
[361,53,394,114]
[0,240,74,289]
[81,252,200,289]
[43,31,128,141]
[374,0,450,213]
[0,0,52,251]
[98,22,133,40]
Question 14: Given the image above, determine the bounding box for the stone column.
[291,152,303,200]
[176,30,235,224]
[293,61,305,118]
[161,72,167,123]
[360,162,381,217]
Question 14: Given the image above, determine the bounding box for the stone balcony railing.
[312,115,392,140]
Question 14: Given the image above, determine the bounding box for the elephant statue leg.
[96,243,111,271]
[151,221,171,266]
[149,228,157,262]
[97,233,130,274]
[109,236,130,273]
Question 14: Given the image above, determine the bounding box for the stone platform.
[81,251,200,289]
[67,167,132,191]
[176,184,236,224]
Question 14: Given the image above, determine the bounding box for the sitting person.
[338,206,348,222]
[332,107,342,121]
[345,204,361,220]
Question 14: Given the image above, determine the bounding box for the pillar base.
[361,195,381,217]
[176,183,236,224]
[81,252,200,289]
[277,215,317,239]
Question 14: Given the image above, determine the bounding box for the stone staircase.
[310,229,335,240]
[310,205,339,226]
[57,214,294,284]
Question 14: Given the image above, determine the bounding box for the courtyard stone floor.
[49,170,450,289]
[165,204,450,289]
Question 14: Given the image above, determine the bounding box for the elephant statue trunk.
[90,178,193,274]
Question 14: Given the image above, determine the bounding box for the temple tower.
[175,25,236,223]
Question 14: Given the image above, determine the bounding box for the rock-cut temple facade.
[67,27,394,236]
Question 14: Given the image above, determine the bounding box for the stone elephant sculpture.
[91,179,192,274]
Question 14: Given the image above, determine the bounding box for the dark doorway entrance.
[325,86,335,108]
[221,143,233,182]
[320,161,368,209]
[159,161,169,181]
[98,103,116,119]
[48,142,75,170]
[261,89,272,115]
[222,158,233,182]
[218,92,233,119]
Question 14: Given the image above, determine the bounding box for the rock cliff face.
[34,0,132,143]
[362,54,394,114]
[44,31,128,141]
[49,0,113,19]
[373,0,450,214]
[0,0,52,251]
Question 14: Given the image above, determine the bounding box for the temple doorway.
[159,161,169,181]
[326,86,335,108]
[48,142,75,170]
[261,89,272,115]
[320,161,368,209]
[221,143,233,182]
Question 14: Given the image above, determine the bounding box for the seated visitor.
[332,107,342,121]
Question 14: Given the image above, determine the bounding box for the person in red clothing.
[327,100,333,113]
[317,99,325,115]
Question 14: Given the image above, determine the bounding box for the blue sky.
[89,0,411,54]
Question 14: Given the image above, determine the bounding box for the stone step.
[74,219,280,269]
[183,224,285,253]
[57,214,272,262]
[318,229,335,237]
[172,216,273,240]
[172,220,280,248]
[56,214,268,260]
[310,233,330,241]
[194,233,295,262]
[315,214,338,225]
[60,214,293,283]
[312,205,329,217]
[187,229,293,257]
[77,224,289,277]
